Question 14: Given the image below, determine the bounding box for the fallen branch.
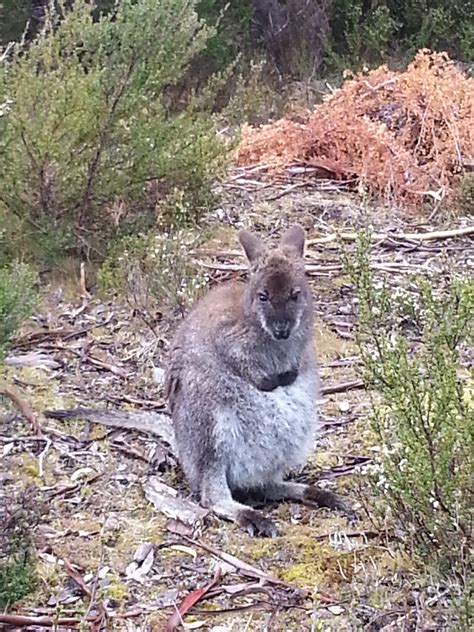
[0,379,42,435]
[12,314,114,349]
[314,528,393,541]
[144,476,208,526]
[44,407,175,449]
[307,225,474,245]
[0,609,143,629]
[5,351,62,370]
[165,567,223,632]
[0,614,80,627]
[85,354,129,377]
[179,536,313,597]
[321,379,365,395]
[196,260,342,275]
[196,226,473,262]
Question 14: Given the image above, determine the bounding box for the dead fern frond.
[236,50,474,212]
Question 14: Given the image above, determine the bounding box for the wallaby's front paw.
[257,370,298,392]
[258,375,280,391]
[238,508,278,538]
[303,486,358,522]
[278,370,298,387]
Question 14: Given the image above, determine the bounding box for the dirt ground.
[1,173,473,631]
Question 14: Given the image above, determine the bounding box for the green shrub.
[98,227,208,320]
[326,1,474,71]
[326,1,397,70]
[0,262,38,362]
[0,0,230,263]
[345,232,473,587]
[196,1,252,70]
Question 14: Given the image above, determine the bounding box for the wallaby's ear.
[239,230,265,264]
[280,224,305,258]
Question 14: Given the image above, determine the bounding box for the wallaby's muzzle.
[273,321,291,339]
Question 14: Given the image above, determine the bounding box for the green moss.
[282,535,353,587]
[102,581,128,601]
[280,562,323,587]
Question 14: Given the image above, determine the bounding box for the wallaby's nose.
[273,322,291,339]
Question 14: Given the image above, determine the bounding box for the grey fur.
[165,225,352,536]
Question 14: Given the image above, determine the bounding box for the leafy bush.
[0,0,230,262]
[327,0,474,71]
[326,1,397,70]
[344,232,473,586]
[0,262,38,362]
[98,227,208,322]
[196,1,252,70]
[0,556,36,609]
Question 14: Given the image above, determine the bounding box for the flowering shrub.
[98,228,208,320]
[345,232,473,585]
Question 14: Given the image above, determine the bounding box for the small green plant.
[0,556,36,609]
[220,59,276,126]
[0,262,38,362]
[344,232,473,590]
[196,0,252,70]
[0,488,41,609]
[98,228,208,323]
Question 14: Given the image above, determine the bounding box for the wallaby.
[165,225,352,537]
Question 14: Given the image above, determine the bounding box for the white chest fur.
[213,372,319,490]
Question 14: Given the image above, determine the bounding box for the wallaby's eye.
[289,290,300,302]
[259,292,269,302]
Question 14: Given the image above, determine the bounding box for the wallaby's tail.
[44,408,175,448]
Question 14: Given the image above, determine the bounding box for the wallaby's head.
[239,225,312,340]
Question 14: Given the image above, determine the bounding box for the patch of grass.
[459,174,474,215]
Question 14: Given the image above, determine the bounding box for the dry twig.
[321,379,365,395]
[0,380,42,435]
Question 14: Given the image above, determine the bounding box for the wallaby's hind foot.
[201,469,278,538]
[237,508,278,538]
[207,496,278,538]
[259,480,357,522]
[303,485,358,522]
